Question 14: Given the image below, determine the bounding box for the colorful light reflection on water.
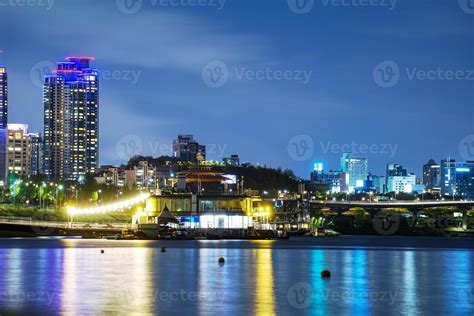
[0,238,473,315]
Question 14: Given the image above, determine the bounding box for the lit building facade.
[223,154,240,166]
[310,163,343,193]
[43,57,99,181]
[386,174,416,193]
[29,132,43,176]
[386,164,407,177]
[0,65,7,129]
[0,65,7,185]
[441,159,474,199]
[135,161,157,192]
[340,153,368,192]
[6,124,31,178]
[172,134,206,163]
[423,159,440,192]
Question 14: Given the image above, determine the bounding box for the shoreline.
[1,235,474,250]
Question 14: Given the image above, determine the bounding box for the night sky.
[1,0,473,178]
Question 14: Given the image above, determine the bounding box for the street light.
[56,185,64,209]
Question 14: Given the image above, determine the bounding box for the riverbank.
[1,235,474,250]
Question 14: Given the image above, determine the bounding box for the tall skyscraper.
[0,65,8,185]
[441,158,474,199]
[423,159,440,192]
[340,153,368,192]
[29,132,43,176]
[43,57,99,181]
[0,65,7,129]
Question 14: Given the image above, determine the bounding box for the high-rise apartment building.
[0,65,7,129]
[29,132,43,176]
[0,65,7,185]
[6,124,31,178]
[43,57,99,181]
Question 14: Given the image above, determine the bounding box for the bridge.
[311,200,474,212]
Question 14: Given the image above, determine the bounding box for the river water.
[0,236,473,315]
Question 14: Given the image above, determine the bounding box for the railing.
[314,200,474,206]
[0,217,128,230]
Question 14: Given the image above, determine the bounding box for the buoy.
[101,250,105,254]
[218,257,225,264]
[321,270,331,278]
[161,247,166,253]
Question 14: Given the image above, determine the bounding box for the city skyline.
[0,0,473,178]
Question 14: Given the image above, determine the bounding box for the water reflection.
[0,239,473,315]
[310,250,326,315]
[402,251,418,314]
[254,248,275,315]
[59,240,154,313]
